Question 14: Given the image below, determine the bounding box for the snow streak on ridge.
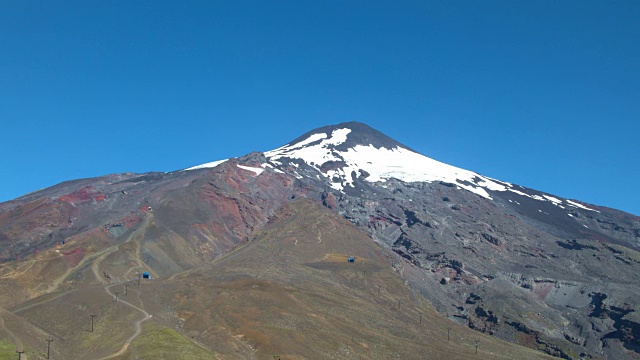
[186,159,228,171]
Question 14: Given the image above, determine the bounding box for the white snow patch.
[261,163,285,174]
[288,133,327,149]
[567,200,599,212]
[475,177,510,191]
[329,181,342,190]
[237,164,264,175]
[505,189,573,210]
[185,159,227,170]
[458,185,492,199]
[323,128,351,145]
[508,189,529,197]
[543,195,562,204]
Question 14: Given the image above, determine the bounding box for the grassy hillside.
[114,323,216,360]
[144,200,554,359]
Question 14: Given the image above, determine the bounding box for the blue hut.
[348,256,355,263]
[142,271,151,279]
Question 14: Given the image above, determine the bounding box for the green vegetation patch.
[120,323,216,360]
[609,244,640,262]
[0,339,34,360]
[0,339,18,360]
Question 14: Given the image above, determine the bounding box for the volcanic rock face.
[2,121,639,359]
[0,161,304,282]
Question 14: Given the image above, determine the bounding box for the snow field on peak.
[266,128,510,199]
[264,128,601,213]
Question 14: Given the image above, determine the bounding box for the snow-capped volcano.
[188,121,597,212]
[4,121,638,359]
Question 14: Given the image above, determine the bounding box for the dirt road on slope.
[97,281,151,360]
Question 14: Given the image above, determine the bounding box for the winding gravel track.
[98,281,151,360]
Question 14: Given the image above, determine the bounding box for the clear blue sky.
[1,1,638,215]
